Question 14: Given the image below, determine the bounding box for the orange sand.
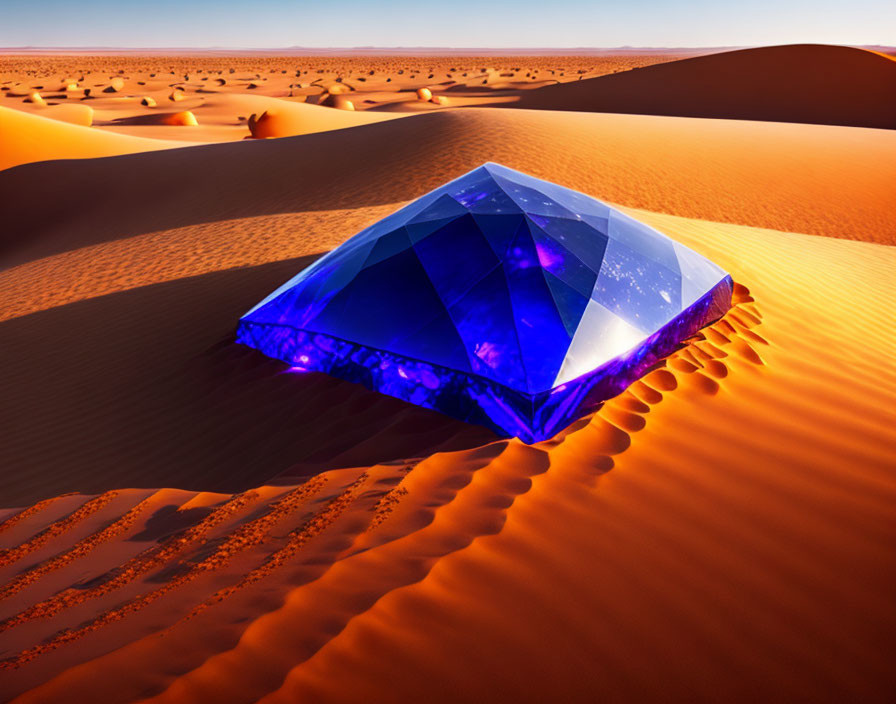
[0,106,192,171]
[0,53,684,148]
[0,45,894,703]
[513,44,896,129]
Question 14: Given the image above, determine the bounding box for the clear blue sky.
[2,0,893,48]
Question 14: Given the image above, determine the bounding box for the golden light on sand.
[0,44,894,703]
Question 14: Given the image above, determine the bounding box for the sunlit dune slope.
[0,91,894,702]
[512,44,896,129]
[0,210,893,703]
[1,109,893,277]
[206,94,402,138]
[0,106,191,171]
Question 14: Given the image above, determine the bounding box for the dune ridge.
[511,44,896,129]
[0,106,191,171]
[1,109,893,277]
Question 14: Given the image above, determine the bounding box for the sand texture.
[0,45,894,703]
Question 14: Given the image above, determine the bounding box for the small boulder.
[161,110,198,126]
[103,77,125,93]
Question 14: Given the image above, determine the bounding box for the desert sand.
[0,44,894,703]
[0,53,683,152]
[512,44,896,129]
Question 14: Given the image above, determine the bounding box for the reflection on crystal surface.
[237,162,732,442]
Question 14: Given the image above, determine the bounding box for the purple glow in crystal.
[236,163,732,442]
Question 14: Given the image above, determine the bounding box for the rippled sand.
[1,44,894,703]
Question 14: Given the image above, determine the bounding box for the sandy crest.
[0,106,193,171]
[512,44,896,129]
[0,109,892,277]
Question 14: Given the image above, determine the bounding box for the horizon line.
[1,42,892,53]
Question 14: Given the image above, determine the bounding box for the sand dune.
[0,53,712,150]
[5,46,890,158]
[106,110,199,126]
[23,91,45,106]
[31,103,93,127]
[237,96,397,138]
[0,50,894,703]
[0,209,893,701]
[512,44,896,129]
[0,106,191,171]
[1,109,892,274]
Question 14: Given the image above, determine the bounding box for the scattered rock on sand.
[160,110,198,126]
[141,96,157,107]
[247,110,272,137]
[168,90,185,102]
[103,77,125,93]
[320,93,355,110]
[416,87,433,101]
[25,91,45,106]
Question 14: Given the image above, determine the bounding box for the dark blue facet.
[306,247,447,354]
[503,220,573,393]
[527,214,608,276]
[449,266,527,389]
[527,216,601,297]
[237,163,733,442]
[362,226,413,269]
[544,271,591,338]
[472,213,527,258]
[412,213,500,309]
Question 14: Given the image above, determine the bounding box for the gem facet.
[237,163,732,442]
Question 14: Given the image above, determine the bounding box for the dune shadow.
[0,111,466,268]
[100,113,190,126]
[502,44,896,130]
[0,256,497,508]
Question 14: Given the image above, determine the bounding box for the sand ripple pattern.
[0,286,766,700]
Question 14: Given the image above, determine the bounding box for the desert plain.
[0,43,895,703]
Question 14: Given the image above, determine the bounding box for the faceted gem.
[238,163,732,442]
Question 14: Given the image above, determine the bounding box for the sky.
[1,0,893,48]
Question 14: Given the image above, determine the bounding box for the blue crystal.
[237,163,733,442]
